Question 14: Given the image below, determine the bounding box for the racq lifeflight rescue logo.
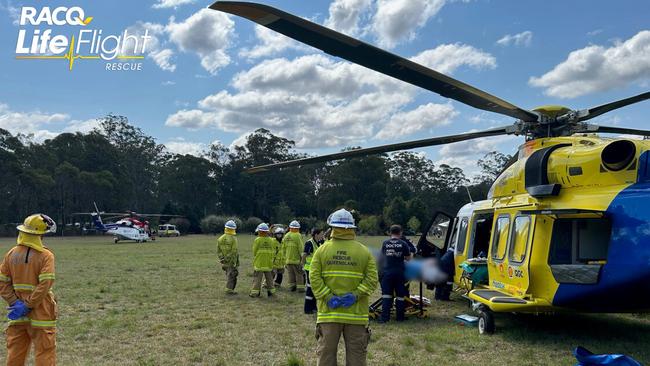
[15,6,150,71]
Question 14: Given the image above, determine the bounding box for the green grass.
[2,235,649,365]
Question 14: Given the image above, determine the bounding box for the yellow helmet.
[17,214,57,235]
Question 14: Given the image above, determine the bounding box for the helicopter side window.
[508,216,531,264]
[455,218,469,255]
[491,215,510,261]
[549,218,612,265]
[468,213,494,258]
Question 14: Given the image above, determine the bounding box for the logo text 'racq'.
[15,6,150,71]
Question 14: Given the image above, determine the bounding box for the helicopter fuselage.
[446,135,650,313]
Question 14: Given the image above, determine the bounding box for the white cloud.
[162,80,176,86]
[376,103,457,139]
[587,29,603,37]
[152,0,194,9]
[0,103,98,142]
[439,134,517,158]
[411,43,496,73]
[166,44,494,148]
[124,22,177,72]
[239,25,307,60]
[150,49,176,72]
[325,0,372,36]
[496,31,533,47]
[0,1,19,25]
[165,138,207,156]
[372,0,446,48]
[529,30,650,98]
[436,134,518,176]
[166,9,235,74]
[63,119,100,134]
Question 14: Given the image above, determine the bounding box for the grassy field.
[1,235,649,366]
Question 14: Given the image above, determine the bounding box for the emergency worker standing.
[302,228,324,314]
[0,214,58,366]
[271,226,286,288]
[283,220,304,292]
[217,220,239,295]
[310,209,378,366]
[380,225,412,322]
[250,223,276,297]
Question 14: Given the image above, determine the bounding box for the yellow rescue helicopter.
[210,2,650,334]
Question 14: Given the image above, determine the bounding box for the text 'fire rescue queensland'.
[15,6,151,71]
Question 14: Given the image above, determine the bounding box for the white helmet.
[289,220,300,229]
[256,223,270,232]
[225,220,237,230]
[273,226,285,234]
[327,209,356,229]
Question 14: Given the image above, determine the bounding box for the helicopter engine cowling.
[546,138,641,190]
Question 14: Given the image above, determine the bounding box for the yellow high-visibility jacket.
[272,238,285,270]
[310,232,378,325]
[217,233,239,267]
[282,231,303,265]
[252,236,275,272]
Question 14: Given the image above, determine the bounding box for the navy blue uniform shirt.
[381,237,410,274]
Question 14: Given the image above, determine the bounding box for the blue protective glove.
[574,346,642,366]
[339,293,357,308]
[7,300,30,320]
[327,295,343,309]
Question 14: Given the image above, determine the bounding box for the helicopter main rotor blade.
[134,214,184,217]
[247,126,512,173]
[570,92,650,123]
[577,124,650,137]
[210,1,539,122]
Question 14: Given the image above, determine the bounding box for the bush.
[272,202,293,225]
[407,216,421,235]
[200,215,242,234]
[296,216,319,233]
[169,218,191,234]
[200,215,221,235]
[243,217,263,234]
[357,215,382,236]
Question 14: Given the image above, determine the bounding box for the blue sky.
[1,0,649,175]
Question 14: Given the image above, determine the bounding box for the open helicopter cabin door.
[486,210,535,297]
[417,211,454,258]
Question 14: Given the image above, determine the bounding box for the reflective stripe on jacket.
[282,232,304,265]
[0,245,57,328]
[303,238,321,271]
[253,236,275,272]
[309,237,378,325]
[217,233,239,267]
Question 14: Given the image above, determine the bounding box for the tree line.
[0,114,510,236]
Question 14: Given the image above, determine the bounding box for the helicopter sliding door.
[487,211,534,297]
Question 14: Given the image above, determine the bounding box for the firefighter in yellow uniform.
[250,223,276,297]
[217,220,239,294]
[310,209,378,366]
[0,214,58,366]
[283,220,304,292]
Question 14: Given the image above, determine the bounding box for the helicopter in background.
[74,203,182,243]
[211,2,650,334]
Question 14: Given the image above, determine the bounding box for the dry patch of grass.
[1,235,648,365]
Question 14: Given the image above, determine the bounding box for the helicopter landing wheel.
[478,310,495,335]
[113,237,119,244]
